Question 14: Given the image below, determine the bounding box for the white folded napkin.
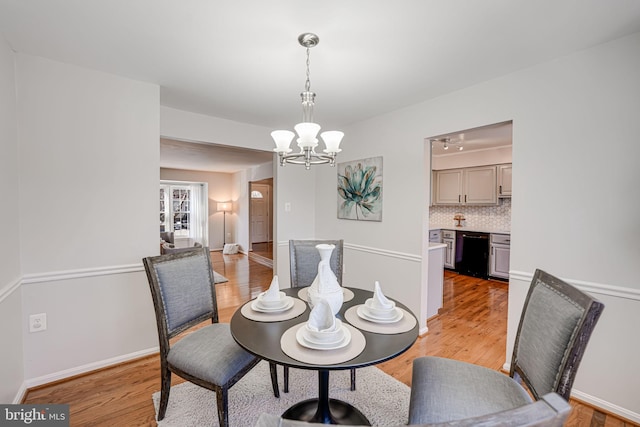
[307,299,337,332]
[261,275,281,301]
[371,281,394,310]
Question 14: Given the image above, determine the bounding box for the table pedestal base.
[282,398,370,425]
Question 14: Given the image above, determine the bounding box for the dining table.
[230,286,419,425]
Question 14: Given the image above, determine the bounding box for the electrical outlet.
[29,313,47,333]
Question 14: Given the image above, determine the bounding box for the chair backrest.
[143,248,218,356]
[160,231,175,244]
[289,239,343,288]
[511,269,604,401]
[255,392,571,427]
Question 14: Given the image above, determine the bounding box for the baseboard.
[22,346,159,393]
[12,382,28,404]
[500,363,640,423]
[571,390,640,424]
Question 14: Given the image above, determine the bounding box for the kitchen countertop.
[429,225,510,235]
[428,242,447,251]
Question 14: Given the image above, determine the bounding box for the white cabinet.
[498,164,512,197]
[464,166,498,204]
[490,233,510,279]
[434,166,497,205]
[429,229,441,243]
[442,229,456,269]
[434,169,463,205]
[427,243,445,319]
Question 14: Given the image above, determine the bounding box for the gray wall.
[16,54,160,384]
[0,32,24,404]
[314,31,640,421]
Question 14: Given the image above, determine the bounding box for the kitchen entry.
[427,121,512,281]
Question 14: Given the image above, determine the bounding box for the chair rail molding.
[0,277,22,304]
[509,270,640,301]
[277,240,421,263]
[21,263,145,285]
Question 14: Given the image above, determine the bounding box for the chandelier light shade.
[272,33,343,170]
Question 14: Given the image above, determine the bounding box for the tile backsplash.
[429,198,511,231]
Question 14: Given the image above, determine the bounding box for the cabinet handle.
[499,185,502,195]
[464,195,467,203]
[458,195,461,203]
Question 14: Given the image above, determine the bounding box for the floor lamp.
[217,202,232,246]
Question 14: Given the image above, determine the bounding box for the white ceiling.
[430,122,513,157]
[2,0,639,171]
[160,138,273,173]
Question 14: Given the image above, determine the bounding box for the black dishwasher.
[459,231,490,279]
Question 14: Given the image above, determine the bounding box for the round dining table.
[230,287,419,425]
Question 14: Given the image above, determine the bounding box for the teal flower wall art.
[337,156,383,221]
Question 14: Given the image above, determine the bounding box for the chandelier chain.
[304,47,311,92]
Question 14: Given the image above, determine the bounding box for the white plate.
[251,297,294,313]
[357,305,404,323]
[301,327,345,346]
[296,326,351,350]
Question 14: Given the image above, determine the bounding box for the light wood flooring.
[22,252,636,426]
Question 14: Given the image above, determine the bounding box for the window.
[251,190,264,199]
[160,182,208,246]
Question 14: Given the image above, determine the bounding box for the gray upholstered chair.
[143,247,279,427]
[279,239,355,392]
[160,231,175,244]
[408,269,604,424]
[161,241,202,254]
[254,392,571,426]
[289,239,343,288]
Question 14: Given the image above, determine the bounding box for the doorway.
[427,121,512,278]
[249,178,274,263]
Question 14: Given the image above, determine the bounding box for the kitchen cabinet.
[442,230,456,269]
[434,169,463,205]
[498,164,512,197]
[427,243,446,319]
[429,229,441,243]
[434,166,497,205]
[490,233,510,279]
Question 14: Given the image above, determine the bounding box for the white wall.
[0,34,24,403]
[16,54,160,383]
[314,32,640,421]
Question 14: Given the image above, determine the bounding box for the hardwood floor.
[22,254,635,426]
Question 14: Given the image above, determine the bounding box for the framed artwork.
[337,156,383,221]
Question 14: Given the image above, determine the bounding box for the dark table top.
[230,287,419,371]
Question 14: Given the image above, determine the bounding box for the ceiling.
[430,122,512,157]
[2,0,639,171]
[160,138,273,173]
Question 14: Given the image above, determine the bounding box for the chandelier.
[271,33,343,170]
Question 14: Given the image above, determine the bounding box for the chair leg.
[216,387,229,427]
[283,366,290,393]
[350,368,356,391]
[269,362,280,398]
[157,367,171,420]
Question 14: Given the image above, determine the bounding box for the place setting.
[281,299,366,365]
[344,281,417,334]
[241,276,307,322]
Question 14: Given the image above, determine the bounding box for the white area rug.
[152,361,409,426]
